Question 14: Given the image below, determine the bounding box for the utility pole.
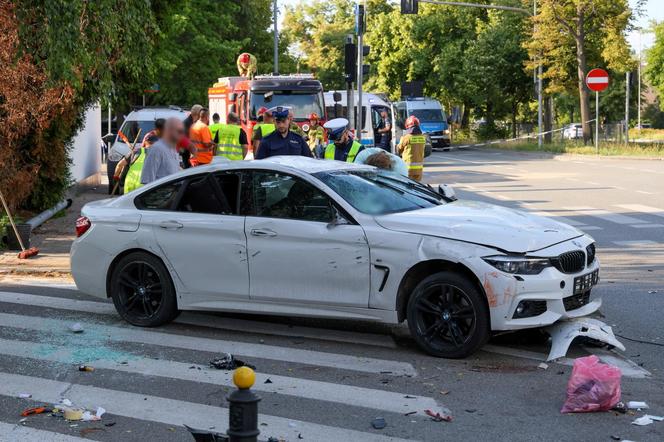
[638,28,642,133]
[535,0,543,148]
[355,1,366,135]
[273,0,279,75]
[625,71,630,144]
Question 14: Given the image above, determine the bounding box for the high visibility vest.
[255,123,275,139]
[401,133,426,170]
[124,148,146,193]
[209,123,223,142]
[307,125,324,150]
[216,124,243,160]
[324,141,362,163]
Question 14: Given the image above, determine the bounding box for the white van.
[324,91,396,152]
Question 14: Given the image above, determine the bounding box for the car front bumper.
[469,254,601,331]
[428,134,451,148]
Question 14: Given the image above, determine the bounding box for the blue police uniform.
[255,130,312,159]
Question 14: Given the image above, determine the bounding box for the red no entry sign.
[586,68,609,92]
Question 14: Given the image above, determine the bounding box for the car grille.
[563,291,591,311]
[551,251,586,274]
[586,243,596,265]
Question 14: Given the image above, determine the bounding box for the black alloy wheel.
[407,271,489,358]
[110,252,179,327]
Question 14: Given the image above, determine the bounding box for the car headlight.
[443,129,450,135]
[483,255,552,275]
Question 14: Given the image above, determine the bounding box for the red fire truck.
[208,74,326,144]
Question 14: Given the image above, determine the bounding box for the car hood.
[374,200,583,254]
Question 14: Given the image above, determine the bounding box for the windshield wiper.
[376,175,443,204]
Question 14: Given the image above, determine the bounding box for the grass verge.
[488,140,664,158]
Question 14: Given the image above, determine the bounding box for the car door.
[138,172,249,301]
[243,170,371,307]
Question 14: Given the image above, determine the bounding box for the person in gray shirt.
[141,118,184,185]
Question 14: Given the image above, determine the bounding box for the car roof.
[125,107,189,121]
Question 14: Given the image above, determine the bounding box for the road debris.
[18,393,31,399]
[264,378,273,384]
[545,318,626,361]
[424,408,453,422]
[69,322,84,333]
[371,417,386,429]
[185,423,228,441]
[647,290,658,294]
[209,352,255,370]
[561,355,622,413]
[631,415,656,426]
[21,406,52,416]
[538,363,549,370]
[404,411,417,416]
[626,401,648,410]
[611,402,627,414]
[78,365,95,372]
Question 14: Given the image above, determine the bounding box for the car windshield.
[118,120,156,143]
[251,91,324,121]
[409,109,446,122]
[314,170,444,215]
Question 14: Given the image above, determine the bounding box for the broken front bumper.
[544,317,625,361]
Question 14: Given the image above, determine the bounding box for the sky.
[279,0,661,51]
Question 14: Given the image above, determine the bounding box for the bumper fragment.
[544,318,625,361]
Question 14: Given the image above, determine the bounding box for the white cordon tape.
[440,119,597,150]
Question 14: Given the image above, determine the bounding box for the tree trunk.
[544,95,553,143]
[511,101,518,138]
[460,101,471,129]
[575,12,591,145]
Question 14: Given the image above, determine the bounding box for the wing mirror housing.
[102,132,116,143]
[437,184,457,202]
[328,207,351,228]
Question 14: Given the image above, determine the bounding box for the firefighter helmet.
[307,112,320,121]
[239,52,251,64]
[405,115,420,129]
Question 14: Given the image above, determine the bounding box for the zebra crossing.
[0,287,441,441]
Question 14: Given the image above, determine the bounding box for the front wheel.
[110,252,179,327]
[407,271,489,358]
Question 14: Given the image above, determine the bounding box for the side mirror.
[328,207,351,228]
[333,91,342,102]
[229,93,237,102]
[264,91,274,103]
[437,184,457,201]
[102,133,116,143]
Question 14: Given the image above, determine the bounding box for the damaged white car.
[71,157,603,358]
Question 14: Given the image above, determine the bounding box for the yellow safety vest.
[401,134,426,170]
[255,123,275,139]
[216,124,243,160]
[124,148,146,193]
[209,123,223,142]
[324,141,362,163]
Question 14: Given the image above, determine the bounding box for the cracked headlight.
[483,255,552,275]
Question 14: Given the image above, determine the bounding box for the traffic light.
[344,38,357,83]
[362,45,370,57]
[401,0,419,14]
[362,64,370,79]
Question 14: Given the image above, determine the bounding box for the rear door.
[138,172,249,300]
[242,170,371,307]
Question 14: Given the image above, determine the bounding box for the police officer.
[322,118,364,162]
[255,106,312,159]
[398,115,426,181]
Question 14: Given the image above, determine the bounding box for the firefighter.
[209,113,223,143]
[215,112,248,160]
[306,112,324,157]
[322,118,364,163]
[255,106,312,159]
[288,109,304,137]
[398,115,426,181]
[237,52,257,78]
[252,107,275,155]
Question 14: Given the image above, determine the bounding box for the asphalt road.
[0,148,662,441]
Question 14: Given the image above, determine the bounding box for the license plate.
[573,269,599,294]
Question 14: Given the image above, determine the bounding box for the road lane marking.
[528,210,589,227]
[0,422,88,442]
[0,337,434,414]
[631,224,664,229]
[0,311,416,376]
[0,291,397,349]
[636,190,655,195]
[563,206,650,225]
[615,204,664,218]
[0,373,414,442]
[612,240,658,246]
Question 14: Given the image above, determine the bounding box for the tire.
[110,251,179,327]
[424,144,432,157]
[407,271,489,358]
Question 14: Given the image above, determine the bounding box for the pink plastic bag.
[561,355,622,413]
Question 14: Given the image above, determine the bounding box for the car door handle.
[159,220,183,230]
[250,228,277,237]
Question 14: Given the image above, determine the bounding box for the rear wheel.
[110,252,179,327]
[407,271,489,358]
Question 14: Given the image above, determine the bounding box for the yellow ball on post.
[233,366,256,390]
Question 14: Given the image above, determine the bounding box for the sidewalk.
[0,171,109,281]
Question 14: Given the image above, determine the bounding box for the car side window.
[250,171,335,222]
[135,180,183,210]
[176,175,232,215]
[214,172,242,214]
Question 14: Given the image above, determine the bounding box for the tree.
[526,0,634,144]
[646,21,664,99]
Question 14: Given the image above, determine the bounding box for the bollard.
[227,366,261,442]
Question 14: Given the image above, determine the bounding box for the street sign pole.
[595,91,599,153]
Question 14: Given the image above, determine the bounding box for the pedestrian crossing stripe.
[0,422,89,442]
[0,309,415,376]
[0,372,415,442]
[0,336,438,414]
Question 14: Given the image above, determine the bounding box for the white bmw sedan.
[71,157,600,358]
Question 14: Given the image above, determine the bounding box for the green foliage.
[646,21,664,100]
